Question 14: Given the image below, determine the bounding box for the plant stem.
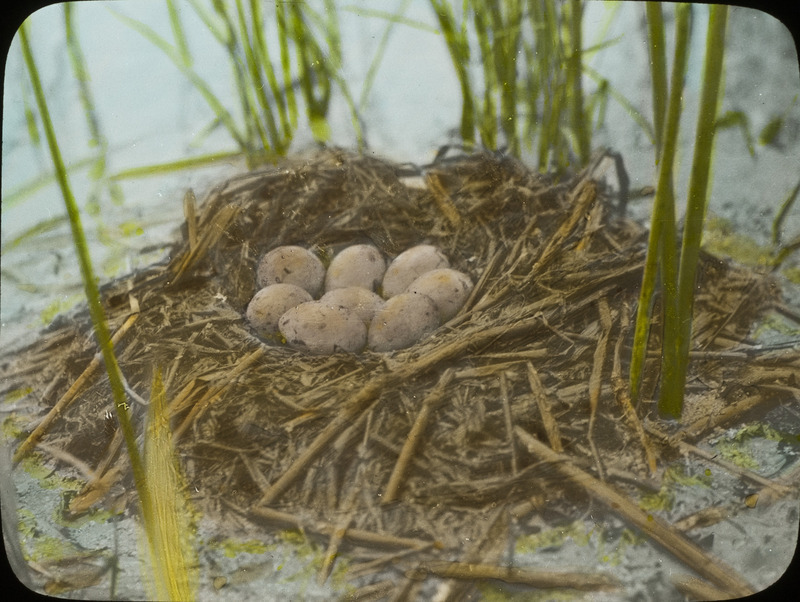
[630,3,691,407]
[18,19,153,533]
[664,5,729,418]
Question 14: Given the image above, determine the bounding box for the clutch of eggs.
[246,244,473,353]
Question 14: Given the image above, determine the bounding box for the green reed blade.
[472,0,498,149]
[664,5,730,419]
[234,0,280,153]
[109,149,251,180]
[19,17,154,558]
[646,2,668,156]
[276,1,299,130]
[564,0,589,165]
[630,3,691,406]
[167,0,192,67]
[249,0,293,144]
[487,0,522,155]
[64,4,126,209]
[289,4,332,142]
[429,0,476,146]
[186,0,229,45]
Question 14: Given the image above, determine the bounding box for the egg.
[246,283,313,337]
[279,301,367,354]
[368,292,440,352]
[324,244,386,292]
[256,245,326,296]
[381,245,450,298]
[407,268,473,321]
[320,287,385,325]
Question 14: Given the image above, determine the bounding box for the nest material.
[3,149,798,598]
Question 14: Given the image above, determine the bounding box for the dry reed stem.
[587,297,613,480]
[249,505,436,551]
[525,362,563,452]
[513,426,755,598]
[671,574,739,601]
[382,369,455,503]
[411,561,620,591]
[13,312,139,464]
[500,372,519,475]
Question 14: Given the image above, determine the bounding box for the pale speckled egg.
[256,245,325,296]
[368,292,440,352]
[381,245,450,298]
[324,244,386,292]
[246,283,312,337]
[407,268,473,321]
[279,301,367,354]
[320,287,385,326]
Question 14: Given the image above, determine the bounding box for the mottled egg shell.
[324,244,386,292]
[246,283,312,338]
[368,292,440,352]
[407,268,473,321]
[381,245,449,298]
[279,301,367,354]
[320,287,385,325]
[256,245,326,296]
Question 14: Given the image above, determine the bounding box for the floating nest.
[3,149,799,599]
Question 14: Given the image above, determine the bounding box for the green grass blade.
[665,5,730,418]
[109,149,251,180]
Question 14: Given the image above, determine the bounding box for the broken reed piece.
[513,426,755,598]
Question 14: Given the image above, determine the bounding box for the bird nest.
[3,149,799,599]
